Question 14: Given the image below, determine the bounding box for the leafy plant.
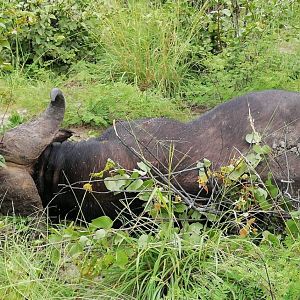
[0,0,97,70]
[87,127,297,240]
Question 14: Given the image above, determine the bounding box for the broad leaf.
[285,219,300,239]
[253,187,271,210]
[115,249,128,268]
[245,132,261,144]
[137,234,149,248]
[94,229,106,239]
[126,178,144,191]
[253,144,272,155]
[104,174,130,191]
[68,242,83,258]
[91,216,113,229]
[137,161,151,174]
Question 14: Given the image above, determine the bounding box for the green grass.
[0,69,190,132]
[0,216,300,299]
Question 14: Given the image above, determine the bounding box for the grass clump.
[1,213,300,299]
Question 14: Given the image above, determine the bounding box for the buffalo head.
[0,88,68,216]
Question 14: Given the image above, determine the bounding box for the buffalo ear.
[52,129,73,143]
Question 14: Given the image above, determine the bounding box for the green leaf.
[102,254,114,268]
[115,249,128,268]
[48,233,62,243]
[228,161,248,181]
[104,174,130,191]
[245,132,261,144]
[126,178,144,191]
[285,219,300,239]
[203,158,211,168]
[253,144,272,155]
[1,63,13,71]
[290,210,300,218]
[265,174,279,198]
[245,153,261,168]
[0,38,9,48]
[189,233,203,244]
[79,235,90,246]
[189,222,203,234]
[137,234,149,248]
[50,248,60,265]
[174,203,187,213]
[262,231,280,246]
[222,8,231,16]
[140,179,155,189]
[94,229,106,239]
[130,171,140,179]
[91,216,113,229]
[139,192,153,202]
[253,187,271,210]
[68,242,83,258]
[137,161,151,174]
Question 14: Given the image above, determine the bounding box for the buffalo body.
[0,89,299,221]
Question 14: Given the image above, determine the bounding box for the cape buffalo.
[0,89,299,222]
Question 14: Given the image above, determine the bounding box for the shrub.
[0,0,97,70]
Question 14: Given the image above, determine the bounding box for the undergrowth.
[1,137,300,299]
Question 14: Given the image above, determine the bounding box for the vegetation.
[1,143,300,299]
[1,0,300,299]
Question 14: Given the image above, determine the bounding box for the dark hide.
[36,90,300,222]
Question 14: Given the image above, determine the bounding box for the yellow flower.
[83,183,93,192]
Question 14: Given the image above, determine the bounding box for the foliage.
[0,0,97,70]
[0,2,300,297]
[0,198,299,298]
[94,130,297,236]
[64,82,189,127]
[44,137,300,298]
[0,109,26,135]
[0,74,189,130]
[90,0,300,98]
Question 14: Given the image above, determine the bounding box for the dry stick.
[112,121,222,216]
[57,166,203,189]
[257,251,276,300]
[282,127,293,195]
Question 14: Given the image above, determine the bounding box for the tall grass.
[1,215,300,299]
[89,0,207,97]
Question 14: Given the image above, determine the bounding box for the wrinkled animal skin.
[0,89,68,216]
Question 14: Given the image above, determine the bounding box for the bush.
[0,0,97,70]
